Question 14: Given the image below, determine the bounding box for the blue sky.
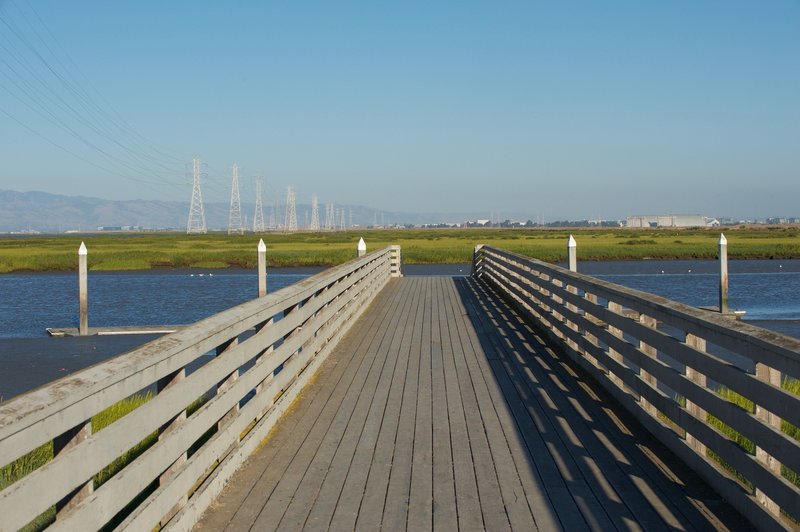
[1,1,798,220]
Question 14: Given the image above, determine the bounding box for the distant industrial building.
[626,214,708,228]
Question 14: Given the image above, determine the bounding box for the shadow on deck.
[195,276,746,531]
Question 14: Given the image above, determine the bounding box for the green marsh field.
[1,227,799,273]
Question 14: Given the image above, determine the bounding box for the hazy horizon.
[1,2,798,220]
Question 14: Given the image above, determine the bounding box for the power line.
[18,0,183,165]
[0,104,182,192]
[0,3,187,190]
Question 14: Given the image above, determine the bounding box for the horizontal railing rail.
[473,244,800,531]
[0,245,401,531]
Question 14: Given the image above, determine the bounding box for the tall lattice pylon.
[284,186,297,232]
[325,202,334,231]
[339,208,346,231]
[253,177,266,232]
[187,157,207,234]
[310,195,320,231]
[228,163,244,235]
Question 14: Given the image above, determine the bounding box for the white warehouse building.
[626,214,708,228]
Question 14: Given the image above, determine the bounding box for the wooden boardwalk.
[195,277,745,531]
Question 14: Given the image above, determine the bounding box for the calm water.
[0,269,319,339]
[1,261,799,398]
[1,260,799,339]
[577,259,800,322]
[574,259,800,340]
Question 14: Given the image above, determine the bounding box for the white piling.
[257,238,267,297]
[719,233,728,313]
[78,242,88,336]
[357,237,367,257]
[567,234,577,272]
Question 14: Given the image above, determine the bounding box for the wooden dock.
[195,277,743,531]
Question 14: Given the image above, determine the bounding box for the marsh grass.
[0,392,156,530]
[1,227,798,273]
[92,392,156,487]
[91,258,152,271]
[705,378,800,493]
[706,387,755,488]
[781,378,800,489]
[619,239,657,245]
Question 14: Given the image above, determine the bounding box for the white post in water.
[719,233,729,314]
[567,234,577,272]
[78,242,88,336]
[357,237,367,257]
[257,238,267,297]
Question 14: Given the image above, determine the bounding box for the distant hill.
[0,190,209,232]
[0,189,528,233]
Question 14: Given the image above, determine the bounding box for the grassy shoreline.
[1,227,798,273]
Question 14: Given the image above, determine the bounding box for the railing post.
[562,235,581,352]
[472,244,485,277]
[357,237,366,257]
[78,242,88,336]
[254,316,276,401]
[547,273,570,343]
[606,301,626,389]
[389,245,403,277]
[582,290,601,369]
[54,421,93,518]
[638,314,659,418]
[684,333,707,456]
[216,338,240,431]
[157,368,188,523]
[567,234,577,272]
[719,233,728,314]
[755,362,782,517]
[258,238,267,297]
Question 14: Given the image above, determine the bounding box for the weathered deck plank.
[195,276,746,531]
[194,279,403,531]
[380,276,426,530]
[429,277,458,530]
[437,277,484,531]
[349,277,421,530]
[326,274,419,530]
[408,277,434,530]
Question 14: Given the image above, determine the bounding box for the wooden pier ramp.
[195,277,743,531]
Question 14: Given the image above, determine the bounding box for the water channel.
[1,260,798,399]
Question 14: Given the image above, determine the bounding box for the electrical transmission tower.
[253,178,266,232]
[228,163,244,235]
[310,195,320,231]
[339,208,346,231]
[187,157,207,234]
[325,202,335,231]
[284,186,297,232]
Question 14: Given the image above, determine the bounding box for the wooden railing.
[0,245,401,531]
[473,245,800,530]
